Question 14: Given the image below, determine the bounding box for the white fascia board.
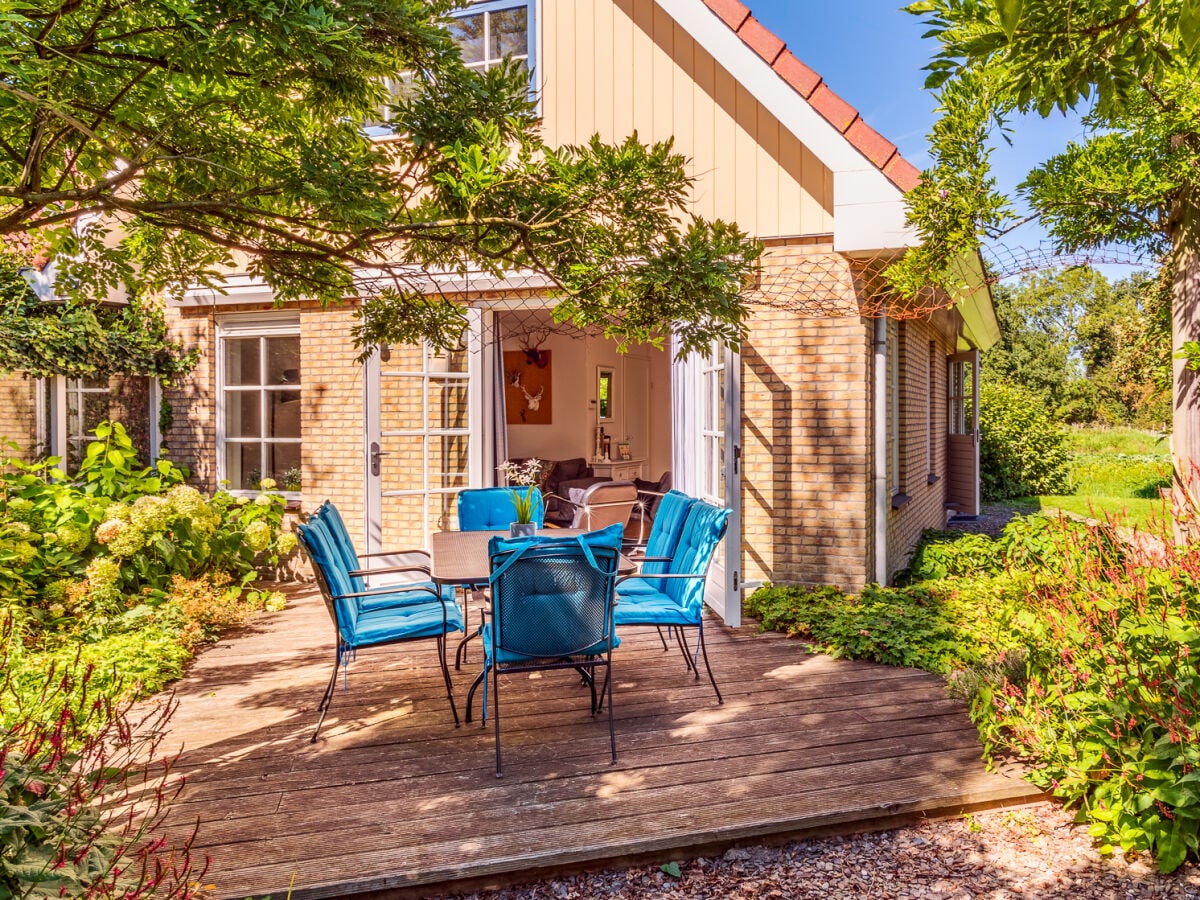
[654,0,919,251]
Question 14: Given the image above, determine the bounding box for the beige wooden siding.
[541,0,834,238]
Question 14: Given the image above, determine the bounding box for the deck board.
[157,587,1041,899]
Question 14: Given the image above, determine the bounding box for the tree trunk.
[1171,184,1200,528]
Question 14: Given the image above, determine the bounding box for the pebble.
[440,804,1200,900]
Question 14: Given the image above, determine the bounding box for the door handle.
[370,441,390,477]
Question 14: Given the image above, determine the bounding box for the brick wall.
[0,373,39,461]
[162,306,217,489]
[741,242,873,591]
[885,310,960,578]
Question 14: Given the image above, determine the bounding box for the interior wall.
[501,312,672,478]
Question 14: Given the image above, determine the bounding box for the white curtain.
[486,314,508,485]
[670,335,698,496]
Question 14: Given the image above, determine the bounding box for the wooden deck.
[157,587,1042,899]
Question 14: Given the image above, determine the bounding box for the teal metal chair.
[613,500,732,703]
[297,508,463,742]
[465,523,624,777]
[457,486,545,531]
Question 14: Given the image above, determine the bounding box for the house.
[0,0,998,624]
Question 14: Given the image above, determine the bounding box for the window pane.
[269,443,302,488]
[428,346,468,374]
[226,391,261,438]
[428,381,469,430]
[266,336,301,385]
[269,390,302,438]
[449,12,485,64]
[490,6,528,58]
[228,443,263,491]
[431,435,469,488]
[428,493,458,533]
[226,339,262,386]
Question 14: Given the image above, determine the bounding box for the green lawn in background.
[1022,426,1171,529]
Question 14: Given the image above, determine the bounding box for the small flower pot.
[509,522,537,539]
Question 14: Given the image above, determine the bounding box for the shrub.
[0,649,207,898]
[900,530,1003,583]
[980,381,1073,499]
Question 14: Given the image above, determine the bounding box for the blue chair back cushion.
[487,523,621,658]
[642,490,697,576]
[458,487,545,531]
[664,501,732,616]
[297,520,359,641]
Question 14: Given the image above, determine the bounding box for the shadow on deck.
[157,587,1041,899]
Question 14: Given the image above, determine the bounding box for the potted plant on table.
[499,458,543,538]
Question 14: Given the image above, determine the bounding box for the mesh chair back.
[459,487,545,530]
[664,501,732,617]
[570,481,638,530]
[488,526,621,658]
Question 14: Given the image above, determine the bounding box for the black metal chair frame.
[298,532,460,743]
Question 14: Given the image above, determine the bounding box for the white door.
[363,314,486,551]
[672,341,742,626]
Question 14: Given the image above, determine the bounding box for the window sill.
[927,473,940,485]
[891,493,911,510]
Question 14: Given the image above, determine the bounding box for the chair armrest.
[357,548,432,561]
[346,564,432,578]
[335,584,444,601]
[616,572,705,586]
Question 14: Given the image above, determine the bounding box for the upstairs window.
[449,1,533,74]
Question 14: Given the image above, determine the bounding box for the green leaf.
[661,862,682,879]
[1181,0,1200,52]
[996,0,1023,38]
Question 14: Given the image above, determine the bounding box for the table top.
[430,529,633,585]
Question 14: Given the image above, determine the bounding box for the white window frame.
[216,313,303,499]
[366,0,537,135]
[36,375,111,469]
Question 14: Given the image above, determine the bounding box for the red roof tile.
[699,0,921,193]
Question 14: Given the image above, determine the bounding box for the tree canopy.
[898,0,1200,492]
[0,0,760,365]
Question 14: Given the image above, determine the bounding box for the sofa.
[505,457,599,526]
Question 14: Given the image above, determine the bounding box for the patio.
[157,586,1043,900]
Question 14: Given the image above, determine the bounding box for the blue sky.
[743,2,1138,277]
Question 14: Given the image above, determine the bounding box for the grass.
[1023,426,1171,528]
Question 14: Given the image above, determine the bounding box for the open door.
[672,341,742,626]
[363,311,486,551]
[946,349,980,517]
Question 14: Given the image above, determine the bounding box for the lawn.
[1026,426,1170,528]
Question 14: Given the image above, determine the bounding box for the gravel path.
[443,804,1200,899]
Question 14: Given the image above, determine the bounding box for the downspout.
[873,314,889,585]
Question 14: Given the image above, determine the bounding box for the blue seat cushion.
[616,578,658,596]
[348,601,465,647]
[356,582,452,612]
[480,621,619,665]
[613,590,697,627]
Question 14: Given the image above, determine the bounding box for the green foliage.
[1,652,204,898]
[750,510,1200,872]
[0,421,292,696]
[0,0,760,359]
[0,270,196,380]
[979,381,1072,499]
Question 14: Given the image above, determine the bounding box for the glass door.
[364,330,483,552]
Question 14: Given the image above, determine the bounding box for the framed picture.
[504,350,552,424]
[617,442,632,460]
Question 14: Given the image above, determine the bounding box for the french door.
[946,349,980,517]
[672,341,742,626]
[363,313,486,552]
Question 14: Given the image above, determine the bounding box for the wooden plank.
[147,587,1038,900]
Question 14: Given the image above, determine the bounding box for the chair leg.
[605,657,617,765]
[654,626,670,652]
[436,634,460,727]
[595,661,612,713]
[465,669,486,725]
[696,623,723,705]
[310,651,341,743]
[492,663,504,779]
[675,627,698,676]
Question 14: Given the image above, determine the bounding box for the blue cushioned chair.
[616,490,697,652]
[297,509,464,742]
[457,487,544,531]
[465,523,623,777]
[613,500,732,704]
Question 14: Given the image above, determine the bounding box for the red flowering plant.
[0,630,207,898]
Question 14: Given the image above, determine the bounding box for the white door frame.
[672,341,742,626]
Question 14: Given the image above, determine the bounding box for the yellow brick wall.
[161,307,217,489]
[0,373,39,461]
[885,311,960,579]
[741,242,873,591]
